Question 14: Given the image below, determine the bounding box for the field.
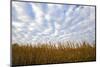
[12,41,96,66]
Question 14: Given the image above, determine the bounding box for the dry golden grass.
[12,41,96,66]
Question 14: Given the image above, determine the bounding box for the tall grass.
[12,41,96,66]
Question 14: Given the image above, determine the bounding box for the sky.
[12,1,95,44]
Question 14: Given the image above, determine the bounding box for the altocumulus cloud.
[12,1,95,44]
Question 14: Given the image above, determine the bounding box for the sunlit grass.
[12,41,96,66]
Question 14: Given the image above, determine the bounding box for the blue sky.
[12,2,95,44]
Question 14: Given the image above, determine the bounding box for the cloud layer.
[12,2,95,44]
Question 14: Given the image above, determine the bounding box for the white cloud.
[45,14,51,21]
[12,2,31,22]
[31,3,44,25]
[12,21,24,27]
[65,5,76,16]
[42,28,52,34]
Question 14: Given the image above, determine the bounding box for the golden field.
[12,41,96,66]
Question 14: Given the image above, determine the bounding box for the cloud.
[12,1,95,44]
[12,2,30,22]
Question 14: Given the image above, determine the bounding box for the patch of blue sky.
[39,3,48,13]
[12,6,18,21]
[22,3,35,19]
